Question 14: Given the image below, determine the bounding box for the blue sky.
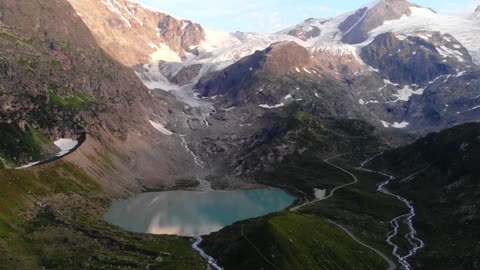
[136,0,480,32]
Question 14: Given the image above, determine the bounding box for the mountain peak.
[367,0,417,9]
[475,5,480,14]
[340,0,419,44]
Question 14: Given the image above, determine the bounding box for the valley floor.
[201,154,417,270]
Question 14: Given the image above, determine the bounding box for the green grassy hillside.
[202,212,388,270]
[0,161,206,270]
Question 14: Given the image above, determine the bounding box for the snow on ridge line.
[149,120,174,135]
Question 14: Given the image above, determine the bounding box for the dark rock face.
[287,19,322,41]
[341,0,418,44]
[196,49,267,98]
[405,69,480,129]
[339,7,368,34]
[284,18,329,41]
[361,32,472,85]
[170,64,203,85]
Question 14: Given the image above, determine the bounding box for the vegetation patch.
[0,32,18,43]
[48,92,95,109]
[0,123,48,165]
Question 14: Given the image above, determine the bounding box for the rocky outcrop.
[286,18,323,41]
[341,0,419,44]
[361,32,472,85]
[196,41,367,98]
[66,0,205,66]
[170,64,203,85]
[157,15,204,55]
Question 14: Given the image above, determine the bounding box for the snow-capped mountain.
[280,0,420,45]
[68,0,480,132]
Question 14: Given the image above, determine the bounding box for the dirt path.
[327,220,397,270]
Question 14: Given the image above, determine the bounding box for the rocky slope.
[66,0,205,66]
[0,0,199,191]
[0,0,214,268]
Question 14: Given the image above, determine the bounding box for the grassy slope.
[268,212,387,270]
[202,212,387,270]
[0,161,206,270]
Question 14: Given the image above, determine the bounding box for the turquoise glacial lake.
[104,189,295,237]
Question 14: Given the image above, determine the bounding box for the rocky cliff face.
[66,0,205,66]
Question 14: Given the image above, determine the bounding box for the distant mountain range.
[63,0,480,133]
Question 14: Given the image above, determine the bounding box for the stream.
[362,156,425,270]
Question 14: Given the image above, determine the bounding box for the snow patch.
[259,103,285,109]
[392,85,425,102]
[149,120,173,135]
[54,139,79,157]
[16,161,42,169]
[381,121,410,129]
[149,43,181,62]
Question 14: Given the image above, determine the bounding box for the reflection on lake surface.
[104,189,295,237]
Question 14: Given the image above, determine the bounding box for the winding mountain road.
[290,154,397,270]
[291,154,357,211]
